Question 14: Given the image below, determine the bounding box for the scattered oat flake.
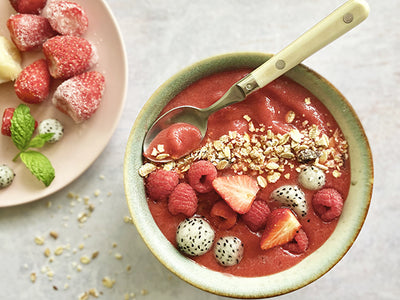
[44,248,51,257]
[94,189,100,197]
[34,236,45,245]
[115,253,123,260]
[123,216,133,223]
[54,246,64,256]
[80,255,91,264]
[141,289,148,295]
[49,231,59,239]
[102,276,116,288]
[30,272,37,283]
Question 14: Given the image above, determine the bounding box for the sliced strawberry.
[52,71,105,123]
[210,200,238,230]
[43,0,88,36]
[7,14,56,52]
[14,59,51,104]
[2,107,38,136]
[9,0,47,14]
[212,175,259,214]
[260,208,301,251]
[42,35,98,79]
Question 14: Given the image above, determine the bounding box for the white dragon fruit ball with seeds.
[38,119,64,143]
[298,165,326,190]
[214,236,244,266]
[0,164,15,189]
[176,217,215,257]
[271,185,308,217]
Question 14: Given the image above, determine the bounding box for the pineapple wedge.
[0,36,22,84]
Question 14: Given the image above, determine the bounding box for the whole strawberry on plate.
[52,71,105,123]
[14,59,51,104]
[9,0,46,14]
[42,35,98,79]
[7,14,56,51]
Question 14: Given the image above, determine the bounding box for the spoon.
[143,0,369,162]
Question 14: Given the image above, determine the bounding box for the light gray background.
[0,0,399,299]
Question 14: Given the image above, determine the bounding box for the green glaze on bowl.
[123,52,373,298]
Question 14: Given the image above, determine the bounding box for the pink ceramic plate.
[0,0,127,206]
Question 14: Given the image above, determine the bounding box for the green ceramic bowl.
[124,52,373,298]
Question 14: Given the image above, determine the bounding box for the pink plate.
[0,0,127,206]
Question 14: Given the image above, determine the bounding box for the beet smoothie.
[139,69,350,277]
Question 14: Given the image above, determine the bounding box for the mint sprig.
[10,104,55,187]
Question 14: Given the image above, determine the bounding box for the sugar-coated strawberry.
[260,208,301,251]
[7,14,56,52]
[188,160,217,193]
[210,201,237,230]
[241,200,271,232]
[9,0,47,14]
[282,228,308,254]
[168,183,198,217]
[2,107,38,136]
[42,35,98,79]
[312,188,344,222]
[52,71,105,123]
[145,169,179,202]
[14,59,51,104]
[43,0,88,36]
[212,175,259,214]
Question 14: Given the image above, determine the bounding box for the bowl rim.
[124,52,373,298]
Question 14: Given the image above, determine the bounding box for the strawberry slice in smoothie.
[144,123,202,161]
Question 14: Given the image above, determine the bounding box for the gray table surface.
[1,0,399,299]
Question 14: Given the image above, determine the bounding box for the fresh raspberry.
[210,200,237,230]
[241,200,271,232]
[146,169,179,202]
[168,183,198,217]
[7,14,56,52]
[43,35,98,79]
[43,1,89,36]
[52,71,105,123]
[187,160,217,193]
[14,59,51,104]
[282,228,308,254]
[312,188,344,222]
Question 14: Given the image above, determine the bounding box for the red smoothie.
[141,69,350,277]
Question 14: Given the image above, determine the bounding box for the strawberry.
[7,14,56,52]
[14,59,51,104]
[9,0,47,14]
[42,35,98,79]
[260,208,301,251]
[210,200,238,230]
[52,71,105,123]
[43,0,88,36]
[212,175,259,214]
[2,107,38,136]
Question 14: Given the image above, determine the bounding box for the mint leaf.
[20,151,55,187]
[28,133,55,149]
[11,104,35,151]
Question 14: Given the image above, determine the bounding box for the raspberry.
[187,160,217,193]
[312,188,344,222]
[168,183,198,217]
[146,169,179,201]
[210,201,237,230]
[282,228,308,254]
[241,200,271,232]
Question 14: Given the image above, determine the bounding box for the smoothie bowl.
[124,52,373,298]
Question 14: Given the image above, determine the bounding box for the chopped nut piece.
[30,272,37,283]
[304,97,311,104]
[49,231,58,239]
[92,251,99,259]
[332,170,342,178]
[285,110,295,123]
[296,149,318,163]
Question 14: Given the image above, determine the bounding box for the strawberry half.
[7,14,56,52]
[9,0,47,14]
[212,175,259,214]
[14,59,51,104]
[42,35,98,79]
[52,71,105,123]
[260,208,301,251]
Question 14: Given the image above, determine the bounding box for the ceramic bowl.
[124,52,373,298]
